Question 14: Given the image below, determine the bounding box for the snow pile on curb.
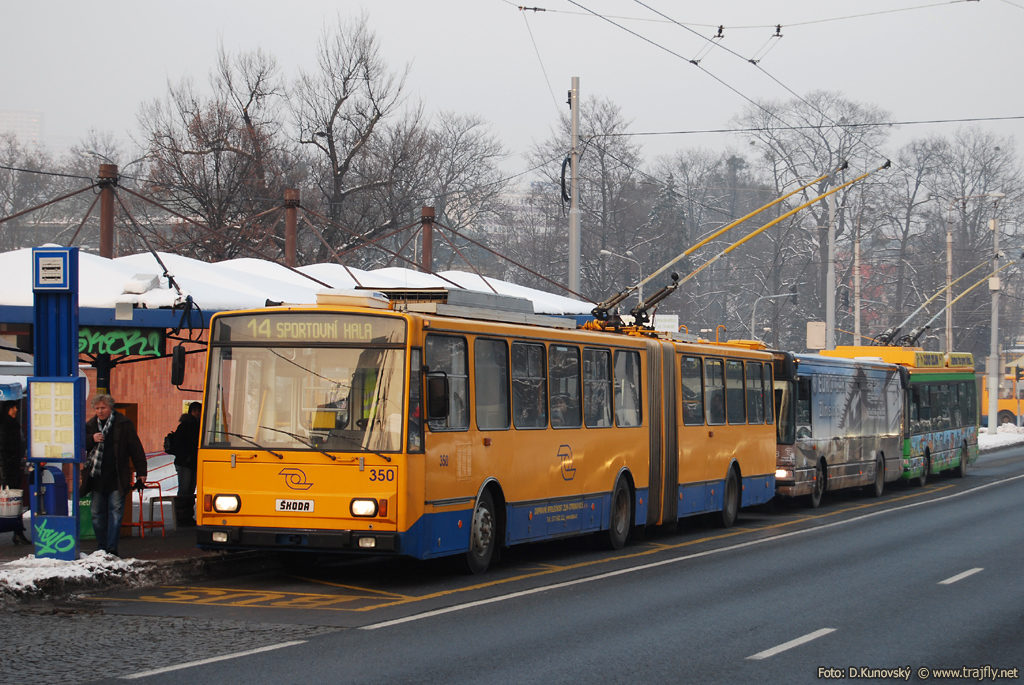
[0,551,179,602]
[979,425,1024,452]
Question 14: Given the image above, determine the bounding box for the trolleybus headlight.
[357,537,376,548]
[212,531,229,543]
[776,468,793,479]
[213,494,241,513]
[351,499,379,517]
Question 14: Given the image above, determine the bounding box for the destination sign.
[947,353,974,368]
[217,313,405,344]
[913,351,945,368]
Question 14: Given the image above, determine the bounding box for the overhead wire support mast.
[591,162,848,322]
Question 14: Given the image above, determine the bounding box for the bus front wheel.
[606,479,632,549]
[806,460,826,509]
[916,455,930,487]
[465,490,496,574]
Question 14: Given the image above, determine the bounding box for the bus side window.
[705,359,726,426]
[408,349,424,452]
[475,338,511,430]
[746,361,764,424]
[583,348,612,428]
[795,377,811,438]
[614,350,642,427]
[726,360,746,425]
[425,334,469,431]
[512,342,547,429]
[680,356,704,426]
[550,345,582,428]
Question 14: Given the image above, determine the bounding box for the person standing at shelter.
[0,400,29,545]
[82,395,147,557]
[171,401,201,527]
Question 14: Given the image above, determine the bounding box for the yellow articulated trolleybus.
[195,288,776,572]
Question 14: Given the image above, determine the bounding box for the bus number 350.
[369,469,395,482]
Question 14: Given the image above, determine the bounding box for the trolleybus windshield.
[203,313,407,453]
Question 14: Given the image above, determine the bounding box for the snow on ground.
[0,551,163,602]
[2,430,1023,602]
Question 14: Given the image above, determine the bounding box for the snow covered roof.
[0,247,592,318]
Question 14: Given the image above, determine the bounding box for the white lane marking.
[363,472,1024,631]
[939,567,984,585]
[746,628,837,660]
[120,640,307,680]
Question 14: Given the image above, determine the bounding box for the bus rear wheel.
[955,445,968,478]
[998,410,1016,427]
[606,479,632,549]
[864,455,884,498]
[718,468,740,528]
[805,460,826,509]
[465,490,496,574]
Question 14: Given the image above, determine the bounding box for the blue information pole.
[29,247,83,560]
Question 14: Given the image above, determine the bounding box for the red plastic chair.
[126,481,166,538]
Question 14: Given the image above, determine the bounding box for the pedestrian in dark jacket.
[171,401,201,526]
[0,400,29,545]
[83,394,147,557]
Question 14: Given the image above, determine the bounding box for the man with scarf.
[82,394,147,557]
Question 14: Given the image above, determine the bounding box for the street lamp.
[946,193,1005,355]
[600,249,643,304]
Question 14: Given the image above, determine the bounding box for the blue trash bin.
[28,465,69,516]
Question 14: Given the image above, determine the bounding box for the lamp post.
[986,193,1006,432]
[749,293,793,340]
[946,193,1005,354]
[600,249,643,304]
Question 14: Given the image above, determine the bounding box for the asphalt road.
[7,448,1023,684]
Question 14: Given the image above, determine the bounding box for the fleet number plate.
[276,499,314,513]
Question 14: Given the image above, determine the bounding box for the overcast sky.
[3,0,1023,174]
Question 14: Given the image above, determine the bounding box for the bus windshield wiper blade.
[259,425,336,461]
[219,431,285,459]
[328,432,392,462]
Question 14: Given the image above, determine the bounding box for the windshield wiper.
[323,431,393,463]
[219,431,284,459]
[259,425,336,461]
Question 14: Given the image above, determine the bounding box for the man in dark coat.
[83,394,147,557]
[171,401,201,526]
[0,400,29,545]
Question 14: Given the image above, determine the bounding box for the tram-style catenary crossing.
[189,161,982,573]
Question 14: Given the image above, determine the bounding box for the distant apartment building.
[0,109,45,145]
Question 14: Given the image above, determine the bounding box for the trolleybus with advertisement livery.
[821,347,978,485]
[772,351,904,507]
[195,288,776,572]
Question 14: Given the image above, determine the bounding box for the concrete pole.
[284,189,299,267]
[988,216,1001,432]
[421,206,435,273]
[825,192,837,349]
[98,164,118,259]
[945,214,954,355]
[568,77,581,296]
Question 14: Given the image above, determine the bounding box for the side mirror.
[171,345,186,386]
[426,374,450,420]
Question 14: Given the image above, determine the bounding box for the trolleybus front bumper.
[775,467,816,498]
[197,525,398,553]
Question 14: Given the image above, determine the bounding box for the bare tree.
[292,13,410,259]
[136,45,291,261]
